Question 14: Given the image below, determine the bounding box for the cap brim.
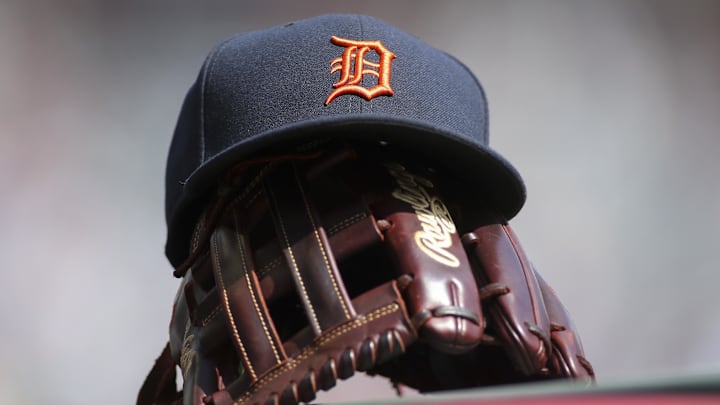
[165,115,526,266]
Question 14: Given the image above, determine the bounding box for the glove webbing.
[140,158,419,405]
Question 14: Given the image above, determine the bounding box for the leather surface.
[138,146,593,405]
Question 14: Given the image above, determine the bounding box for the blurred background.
[1,0,719,404]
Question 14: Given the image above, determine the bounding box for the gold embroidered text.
[385,163,460,267]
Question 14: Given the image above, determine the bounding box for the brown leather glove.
[137,144,594,405]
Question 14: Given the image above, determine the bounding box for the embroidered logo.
[385,163,461,268]
[324,36,396,105]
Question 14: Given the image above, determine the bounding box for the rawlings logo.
[324,36,396,105]
[179,334,195,378]
[385,163,460,268]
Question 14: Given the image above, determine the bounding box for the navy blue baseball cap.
[164,14,526,267]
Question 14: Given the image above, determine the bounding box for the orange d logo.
[324,36,396,105]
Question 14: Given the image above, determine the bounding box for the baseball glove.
[138,143,594,405]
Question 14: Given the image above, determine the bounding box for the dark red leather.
[138,146,594,405]
[463,223,551,375]
[372,163,484,354]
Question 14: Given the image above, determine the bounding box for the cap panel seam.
[446,52,490,144]
[199,36,237,164]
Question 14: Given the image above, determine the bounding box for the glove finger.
[534,269,596,382]
[463,222,552,376]
[210,219,288,381]
[372,161,484,354]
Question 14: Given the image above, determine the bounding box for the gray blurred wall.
[1,1,718,404]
